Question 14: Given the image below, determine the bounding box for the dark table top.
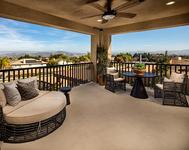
[60,87,71,92]
[122,72,158,78]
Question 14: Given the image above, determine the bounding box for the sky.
[0,17,90,53]
[112,26,189,53]
[0,17,189,53]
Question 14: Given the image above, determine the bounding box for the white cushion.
[164,77,173,82]
[156,84,163,90]
[4,91,66,124]
[110,72,119,79]
[107,67,117,74]
[114,78,125,82]
[170,72,185,83]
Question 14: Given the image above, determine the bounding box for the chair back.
[182,74,188,94]
[170,72,185,83]
[106,67,117,74]
[164,73,188,93]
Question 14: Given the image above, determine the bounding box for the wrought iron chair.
[105,67,126,92]
[154,73,188,107]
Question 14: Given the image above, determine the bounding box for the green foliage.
[97,46,108,76]
[69,56,80,63]
[49,53,91,64]
[47,58,58,66]
[0,57,11,69]
[134,63,145,70]
[78,53,91,62]
[114,53,132,63]
[49,53,68,61]
[156,51,170,64]
[18,54,41,60]
[78,55,89,62]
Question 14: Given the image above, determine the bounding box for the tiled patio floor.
[3,82,189,150]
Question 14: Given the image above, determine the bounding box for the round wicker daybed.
[0,91,67,143]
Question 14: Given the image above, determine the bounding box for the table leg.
[65,93,71,105]
[130,77,148,99]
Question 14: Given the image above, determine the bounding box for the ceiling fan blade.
[81,14,102,19]
[114,0,145,11]
[87,0,99,3]
[117,12,136,18]
[81,0,99,4]
[101,19,109,24]
[90,3,106,12]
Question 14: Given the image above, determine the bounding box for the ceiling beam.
[0,1,99,35]
[104,13,189,35]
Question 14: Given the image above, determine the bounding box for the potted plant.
[133,63,146,76]
[96,46,108,85]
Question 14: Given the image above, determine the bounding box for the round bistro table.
[123,72,157,99]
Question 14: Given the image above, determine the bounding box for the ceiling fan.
[80,0,145,24]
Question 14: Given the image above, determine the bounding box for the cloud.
[0,18,90,52]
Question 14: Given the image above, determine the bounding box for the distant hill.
[166,49,189,55]
[0,49,189,57]
[113,49,189,55]
[0,50,87,57]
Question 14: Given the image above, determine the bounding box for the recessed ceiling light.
[97,19,102,22]
[166,1,175,5]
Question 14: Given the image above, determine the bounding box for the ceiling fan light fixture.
[166,1,175,5]
[102,10,116,20]
[97,19,102,22]
[102,14,115,20]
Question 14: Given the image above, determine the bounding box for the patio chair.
[154,72,188,107]
[105,67,126,92]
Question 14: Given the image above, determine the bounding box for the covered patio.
[3,83,189,150]
[0,0,189,149]
[1,0,189,74]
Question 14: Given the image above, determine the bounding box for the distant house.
[57,60,67,65]
[170,57,189,65]
[11,58,47,69]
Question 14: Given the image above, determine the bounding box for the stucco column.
[91,33,99,81]
[91,30,112,82]
[102,31,112,61]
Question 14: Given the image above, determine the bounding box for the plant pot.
[133,69,146,76]
[97,75,106,85]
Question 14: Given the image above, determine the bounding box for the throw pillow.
[0,84,6,107]
[170,72,185,83]
[3,85,21,106]
[17,81,39,100]
[0,89,6,107]
[18,77,38,90]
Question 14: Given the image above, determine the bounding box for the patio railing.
[0,62,94,91]
[111,61,189,94]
